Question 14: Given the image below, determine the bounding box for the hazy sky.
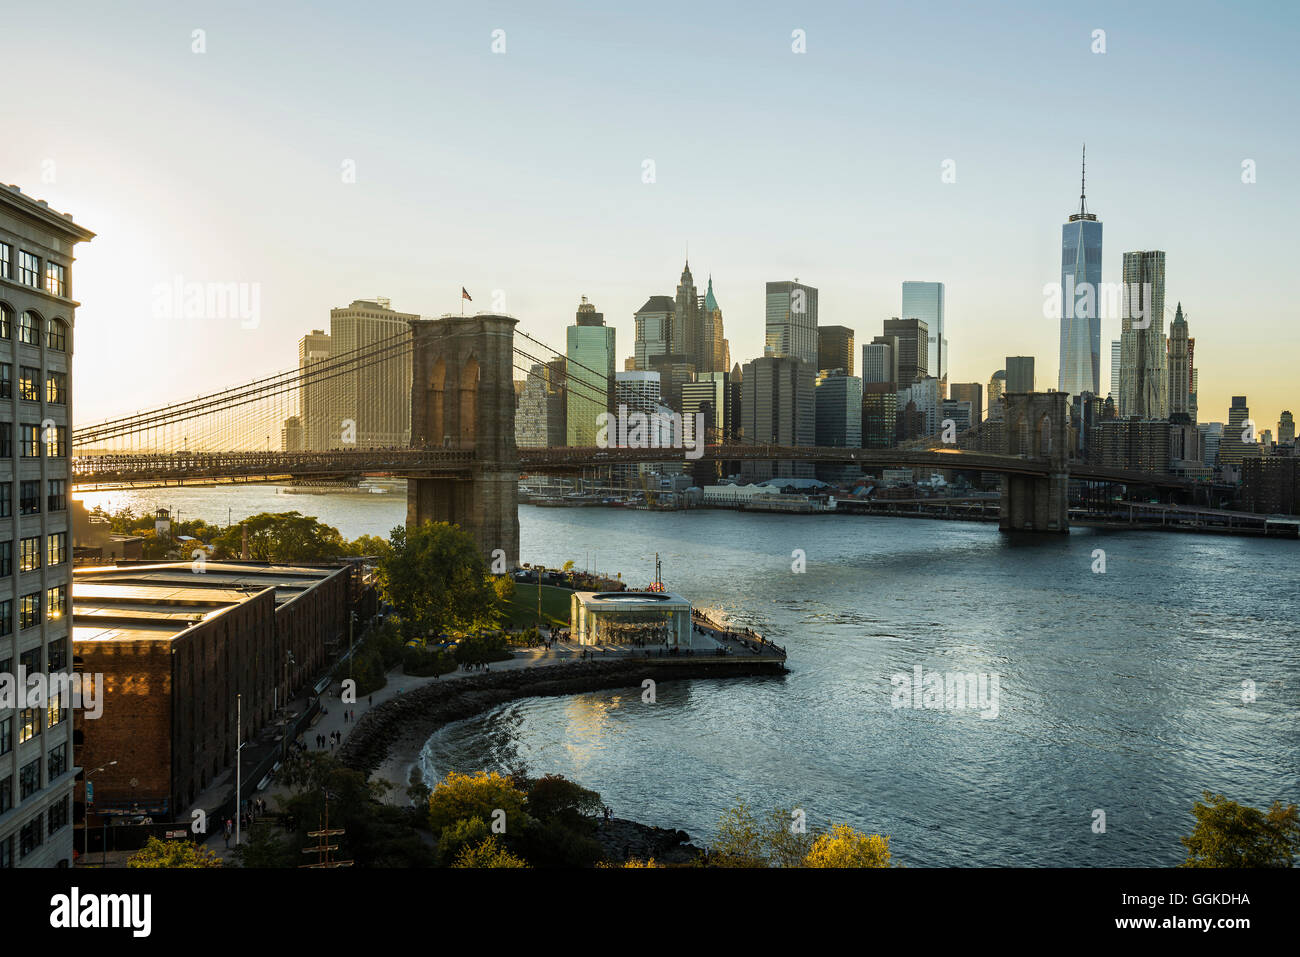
[3,0,1296,431]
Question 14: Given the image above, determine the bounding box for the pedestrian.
[224,818,232,848]
[368,694,372,707]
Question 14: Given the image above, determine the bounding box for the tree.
[525,774,603,829]
[709,800,769,867]
[427,770,532,836]
[1180,792,1300,868]
[346,534,392,559]
[212,511,345,563]
[127,837,222,868]
[804,825,892,868]
[437,816,491,866]
[380,522,498,638]
[452,836,528,868]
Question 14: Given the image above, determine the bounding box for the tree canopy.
[1180,792,1300,868]
[379,522,499,638]
[127,836,222,868]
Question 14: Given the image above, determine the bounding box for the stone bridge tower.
[407,314,519,568]
[1000,391,1070,532]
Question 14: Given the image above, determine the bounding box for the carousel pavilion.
[570,590,693,648]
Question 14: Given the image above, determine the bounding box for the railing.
[71,448,475,484]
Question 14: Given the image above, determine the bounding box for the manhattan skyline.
[0,0,1295,430]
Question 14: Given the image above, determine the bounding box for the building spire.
[1078,143,1088,217]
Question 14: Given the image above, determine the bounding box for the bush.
[401,644,456,677]
[454,634,512,666]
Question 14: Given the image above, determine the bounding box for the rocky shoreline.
[337,658,781,862]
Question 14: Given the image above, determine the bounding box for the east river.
[78,484,1300,866]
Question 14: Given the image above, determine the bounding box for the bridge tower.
[407,313,519,568]
[1000,392,1070,532]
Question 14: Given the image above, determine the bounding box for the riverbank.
[337,658,786,802]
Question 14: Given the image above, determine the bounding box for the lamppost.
[82,761,117,866]
[348,611,357,682]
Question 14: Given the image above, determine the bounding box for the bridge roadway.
[69,444,1197,490]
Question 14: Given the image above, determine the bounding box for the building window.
[0,301,10,336]
[44,262,66,298]
[0,365,11,399]
[20,646,40,673]
[46,371,67,404]
[18,252,40,287]
[19,815,43,858]
[45,425,67,458]
[0,777,10,815]
[48,637,67,671]
[19,536,41,573]
[19,480,40,515]
[19,311,41,345]
[0,541,10,577]
[48,743,68,780]
[0,243,10,280]
[0,833,12,868]
[18,366,39,402]
[0,716,10,755]
[48,795,69,835]
[47,584,66,619]
[20,424,40,457]
[48,479,66,512]
[19,592,41,630]
[47,533,66,568]
[0,485,8,519]
[19,708,41,745]
[0,423,10,458]
[0,600,10,635]
[48,319,67,352]
[47,690,66,730]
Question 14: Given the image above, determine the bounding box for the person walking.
[224,818,232,848]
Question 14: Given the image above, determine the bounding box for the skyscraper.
[987,369,1007,420]
[949,382,984,425]
[565,297,615,446]
[902,281,946,394]
[1119,250,1167,419]
[1279,411,1296,447]
[817,325,855,375]
[1058,146,1102,398]
[1006,356,1035,393]
[1167,303,1194,423]
[327,298,417,448]
[674,261,701,372]
[633,296,674,370]
[702,276,728,373]
[740,355,815,480]
[1218,396,1260,466]
[765,280,818,366]
[516,359,567,448]
[815,371,863,447]
[1109,339,1121,399]
[881,317,928,385]
[298,328,334,450]
[862,384,898,448]
[862,338,897,386]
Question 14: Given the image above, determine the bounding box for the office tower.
[902,281,946,394]
[1279,411,1296,446]
[281,416,304,451]
[815,371,863,447]
[516,359,567,448]
[1219,396,1260,466]
[701,276,728,373]
[1198,422,1224,468]
[647,352,694,412]
[684,371,735,445]
[817,325,855,375]
[298,328,334,450]
[614,371,663,448]
[673,261,702,372]
[1006,356,1035,393]
[633,296,674,370]
[0,183,94,868]
[1058,147,1102,397]
[1119,250,1167,419]
[987,369,1007,420]
[764,280,819,366]
[1167,303,1194,422]
[949,382,984,425]
[1241,458,1300,514]
[862,384,898,448]
[942,399,972,434]
[881,317,928,384]
[897,376,942,436]
[327,299,417,448]
[1109,340,1121,399]
[862,338,897,386]
[565,298,615,446]
[740,356,815,480]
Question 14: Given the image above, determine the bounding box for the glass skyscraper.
[565,298,615,446]
[764,280,818,366]
[901,281,945,391]
[1059,148,1102,398]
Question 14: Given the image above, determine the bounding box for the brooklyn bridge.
[71,313,1210,566]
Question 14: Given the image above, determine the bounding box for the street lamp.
[82,761,117,866]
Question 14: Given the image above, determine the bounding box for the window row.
[0,303,69,349]
[0,587,66,634]
[8,533,69,571]
[6,481,69,518]
[0,366,68,403]
[0,423,69,463]
[0,243,67,299]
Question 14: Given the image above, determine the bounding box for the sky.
[2,0,1297,431]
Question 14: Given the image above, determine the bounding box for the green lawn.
[503,583,573,630]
